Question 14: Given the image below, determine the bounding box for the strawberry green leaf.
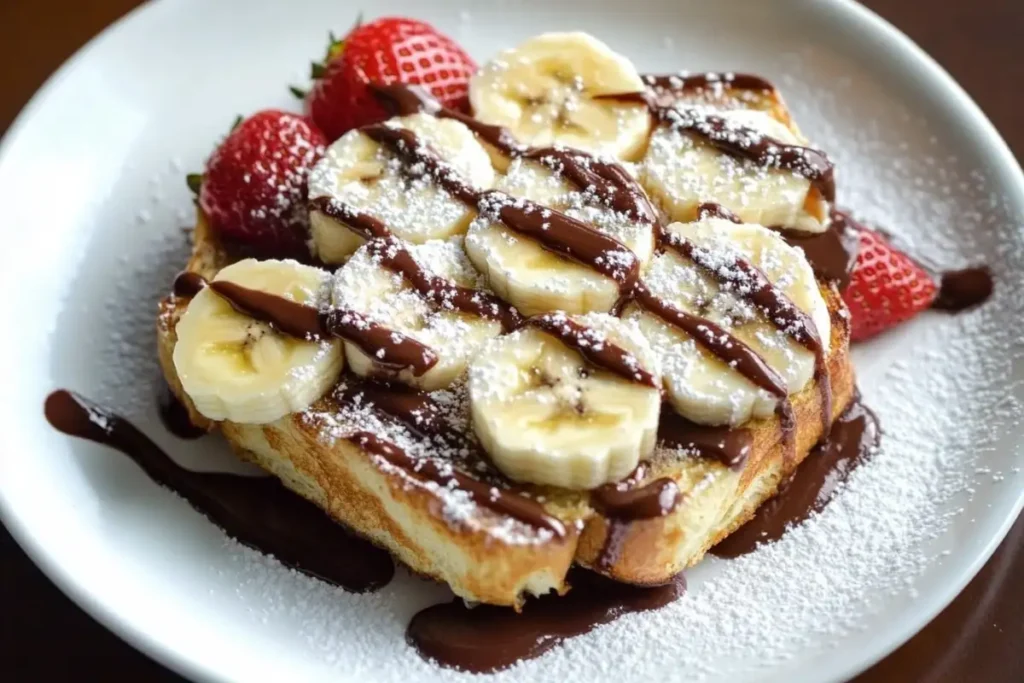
[186,173,203,195]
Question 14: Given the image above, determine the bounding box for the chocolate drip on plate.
[528,313,657,388]
[308,196,393,241]
[406,567,685,673]
[349,431,565,537]
[172,271,208,298]
[365,238,522,332]
[713,392,879,558]
[44,390,394,592]
[934,266,994,312]
[157,385,205,440]
[208,280,323,339]
[320,308,439,376]
[368,83,525,157]
[657,407,753,469]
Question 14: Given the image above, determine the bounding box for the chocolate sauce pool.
[44,390,394,592]
[406,568,686,673]
[712,394,880,558]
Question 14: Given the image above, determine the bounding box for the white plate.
[1,0,1022,681]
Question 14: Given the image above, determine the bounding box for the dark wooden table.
[1,2,1021,681]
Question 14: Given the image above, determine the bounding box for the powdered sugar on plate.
[77,39,1024,683]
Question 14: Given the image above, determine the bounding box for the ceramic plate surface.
[1,0,1022,681]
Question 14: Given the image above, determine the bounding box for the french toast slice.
[156,211,853,607]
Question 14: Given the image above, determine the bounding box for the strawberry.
[305,17,476,140]
[195,110,327,257]
[843,225,938,341]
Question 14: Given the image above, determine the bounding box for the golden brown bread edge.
[156,211,853,607]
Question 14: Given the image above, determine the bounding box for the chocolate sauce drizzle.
[591,464,681,570]
[528,313,657,388]
[406,567,685,673]
[157,385,205,440]
[364,237,522,332]
[320,308,439,376]
[657,407,754,469]
[349,430,565,537]
[712,393,879,558]
[209,280,323,339]
[696,202,743,224]
[172,271,208,298]
[44,390,394,591]
[336,380,447,437]
[308,196,393,241]
[776,210,861,290]
[641,72,776,96]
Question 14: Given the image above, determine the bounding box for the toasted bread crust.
[157,211,853,606]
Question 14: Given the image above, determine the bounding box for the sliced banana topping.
[641,108,831,231]
[624,218,830,426]
[308,113,495,263]
[465,154,652,316]
[332,238,507,391]
[172,259,343,424]
[469,312,661,489]
[469,32,651,161]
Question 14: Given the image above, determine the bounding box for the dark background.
[1,1,1021,681]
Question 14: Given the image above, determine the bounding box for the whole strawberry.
[197,111,327,257]
[843,226,937,341]
[307,17,476,140]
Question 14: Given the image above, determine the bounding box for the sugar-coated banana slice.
[465,155,655,316]
[308,113,495,263]
[469,32,652,161]
[469,312,661,489]
[641,108,830,231]
[332,238,507,391]
[172,259,343,424]
[624,218,830,426]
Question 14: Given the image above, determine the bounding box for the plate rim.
[0,1,1021,681]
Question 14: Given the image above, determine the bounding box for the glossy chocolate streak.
[406,567,685,673]
[696,202,742,224]
[320,309,438,376]
[713,393,879,558]
[642,72,775,94]
[633,283,787,398]
[591,465,681,571]
[523,147,659,223]
[209,280,322,339]
[659,109,835,203]
[934,266,994,312]
[480,190,641,293]
[365,238,522,332]
[44,390,394,591]
[361,124,479,205]
[528,313,657,388]
[308,196,392,240]
[664,234,824,357]
[336,380,446,437]
[172,271,207,297]
[368,83,525,157]
[349,431,565,537]
[657,407,753,469]
[157,386,205,440]
[776,212,860,290]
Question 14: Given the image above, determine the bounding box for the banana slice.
[332,238,507,391]
[623,218,830,426]
[469,312,661,489]
[640,108,830,231]
[308,113,495,263]
[469,32,652,161]
[172,259,343,424]
[464,155,655,316]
